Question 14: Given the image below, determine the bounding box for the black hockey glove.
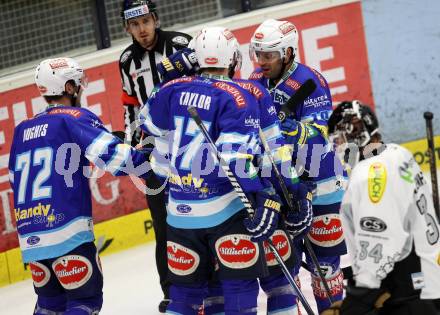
[157,48,199,83]
[244,192,281,242]
[338,284,390,315]
[284,182,314,238]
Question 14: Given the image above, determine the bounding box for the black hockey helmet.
[121,0,158,23]
[328,100,379,147]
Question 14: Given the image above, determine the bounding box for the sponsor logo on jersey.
[29,262,51,288]
[120,50,132,63]
[172,36,189,46]
[176,204,192,214]
[311,267,343,299]
[52,255,93,290]
[215,234,259,269]
[179,92,211,110]
[285,78,300,91]
[48,108,82,118]
[14,203,52,222]
[131,67,151,79]
[167,241,200,276]
[368,162,387,203]
[169,173,204,189]
[303,94,331,108]
[244,116,260,128]
[234,81,263,99]
[26,235,40,246]
[124,5,149,20]
[212,82,246,108]
[268,105,277,116]
[163,76,195,88]
[273,89,290,106]
[307,67,327,88]
[308,214,344,247]
[360,216,387,232]
[263,230,291,266]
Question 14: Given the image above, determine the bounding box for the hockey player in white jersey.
[324,101,440,314]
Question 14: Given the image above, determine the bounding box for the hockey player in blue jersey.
[156,33,316,314]
[139,26,315,315]
[8,57,151,315]
[249,19,348,313]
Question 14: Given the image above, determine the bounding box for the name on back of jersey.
[23,123,48,142]
[179,92,211,110]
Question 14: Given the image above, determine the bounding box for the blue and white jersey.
[139,75,268,229]
[250,62,347,205]
[233,79,300,194]
[8,106,148,263]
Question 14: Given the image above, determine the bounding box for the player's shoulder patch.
[171,35,189,46]
[162,76,195,88]
[212,81,246,108]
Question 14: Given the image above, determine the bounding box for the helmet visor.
[249,47,281,63]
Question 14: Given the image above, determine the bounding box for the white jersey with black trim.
[341,143,440,299]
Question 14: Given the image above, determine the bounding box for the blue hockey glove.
[284,182,314,238]
[280,117,302,145]
[157,48,199,82]
[244,192,281,242]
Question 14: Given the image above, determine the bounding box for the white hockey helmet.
[189,26,242,70]
[250,19,298,62]
[35,57,87,96]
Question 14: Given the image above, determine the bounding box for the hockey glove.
[157,48,199,83]
[280,117,308,146]
[335,284,390,315]
[284,182,314,238]
[244,192,281,242]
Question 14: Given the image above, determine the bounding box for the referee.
[119,1,192,312]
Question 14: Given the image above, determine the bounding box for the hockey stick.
[187,106,315,315]
[424,111,440,223]
[278,79,317,122]
[259,127,334,304]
